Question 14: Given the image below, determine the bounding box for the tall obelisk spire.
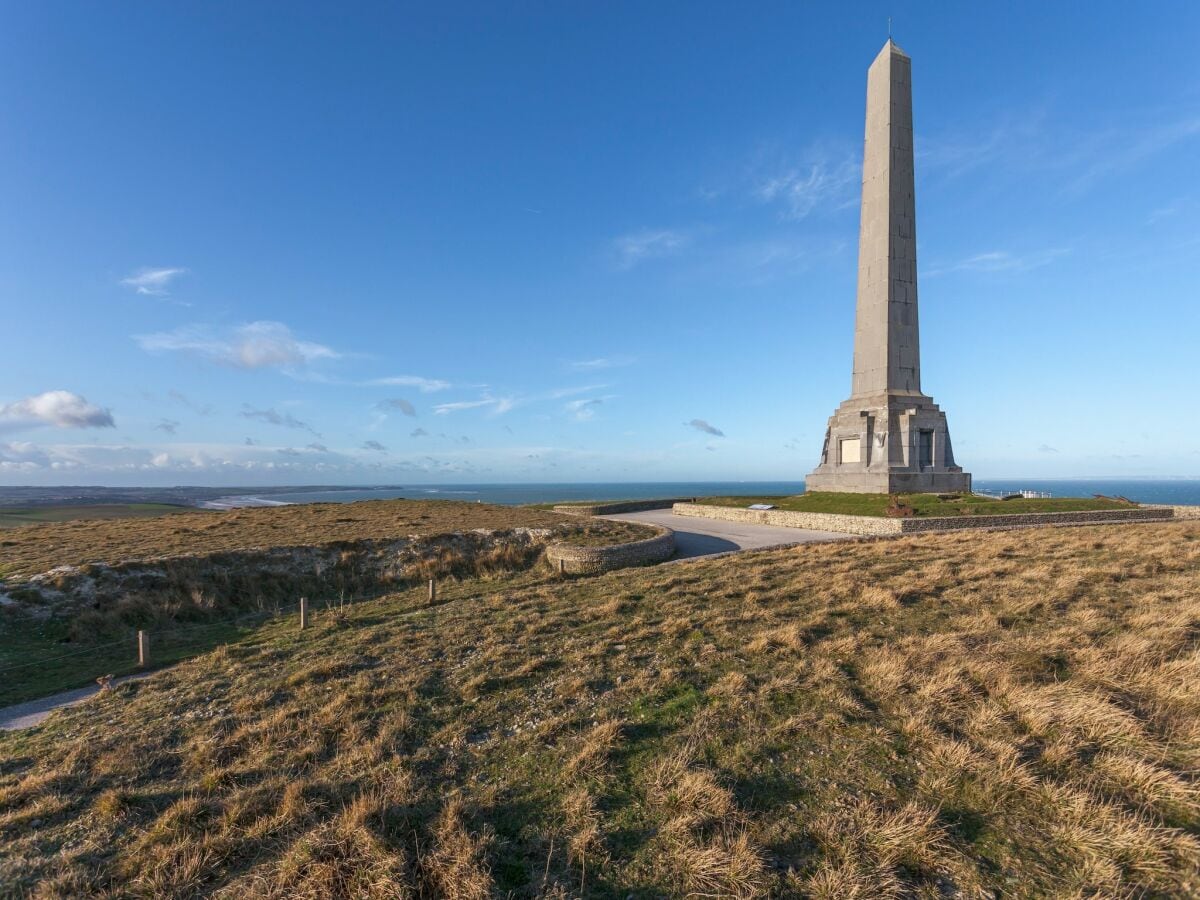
[851,40,921,397]
[806,41,970,494]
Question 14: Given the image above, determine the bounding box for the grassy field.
[0,567,559,709]
[2,521,1197,896]
[699,491,1136,518]
[0,502,192,529]
[0,501,653,706]
[0,499,652,579]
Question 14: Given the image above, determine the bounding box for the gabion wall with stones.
[899,507,1173,532]
[672,502,1174,536]
[552,498,693,517]
[1146,504,1200,520]
[545,526,675,574]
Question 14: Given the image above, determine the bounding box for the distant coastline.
[197,495,294,510]
[200,479,1200,510]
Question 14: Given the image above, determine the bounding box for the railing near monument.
[973,489,1053,500]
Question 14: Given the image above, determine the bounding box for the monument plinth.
[807,40,971,494]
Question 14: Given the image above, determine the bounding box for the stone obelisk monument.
[806,40,970,494]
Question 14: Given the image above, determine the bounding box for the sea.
[201,479,1200,509]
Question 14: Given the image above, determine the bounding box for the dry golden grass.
[2,521,1199,896]
[0,498,651,578]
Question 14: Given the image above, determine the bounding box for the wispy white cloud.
[755,159,858,220]
[433,394,516,417]
[565,396,614,422]
[136,321,338,372]
[121,266,187,296]
[919,107,1200,197]
[547,384,609,400]
[366,375,451,393]
[1147,203,1179,225]
[742,137,861,221]
[614,229,688,269]
[923,247,1070,278]
[0,390,115,434]
[433,399,494,415]
[1064,116,1200,195]
[568,356,634,371]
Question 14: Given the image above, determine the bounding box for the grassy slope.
[0,503,192,529]
[0,502,653,706]
[0,499,652,579]
[700,492,1134,517]
[2,522,1198,897]
[0,568,557,710]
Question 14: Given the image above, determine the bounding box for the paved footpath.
[602,508,850,560]
[0,672,152,732]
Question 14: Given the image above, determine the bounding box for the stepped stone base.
[805,470,972,494]
[807,392,970,495]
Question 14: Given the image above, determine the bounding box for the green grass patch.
[0,503,191,529]
[697,491,1136,517]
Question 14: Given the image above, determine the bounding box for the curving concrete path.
[0,672,153,732]
[601,509,850,560]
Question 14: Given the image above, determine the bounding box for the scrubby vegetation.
[700,491,1136,518]
[0,501,653,706]
[2,520,1198,896]
[0,499,649,579]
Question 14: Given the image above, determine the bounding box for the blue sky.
[2,1,1198,486]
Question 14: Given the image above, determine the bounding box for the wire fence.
[1,589,394,677]
[1,570,565,709]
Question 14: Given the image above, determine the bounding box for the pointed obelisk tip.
[878,37,909,59]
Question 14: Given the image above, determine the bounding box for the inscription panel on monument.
[839,437,861,465]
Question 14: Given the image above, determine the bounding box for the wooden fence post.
[428,578,436,604]
[137,630,149,667]
[300,596,308,630]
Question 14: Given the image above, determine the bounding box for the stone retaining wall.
[553,499,694,516]
[1146,504,1200,520]
[672,502,1175,535]
[673,503,904,535]
[545,526,675,574]
[900,506,1173,532]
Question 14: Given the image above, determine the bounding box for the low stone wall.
[545,526,676,574]
[673,503,904,535]
[900,506,1173,532]
[1146,504,1200,520]
[553,498,694,516]
[673,502,1175,536]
